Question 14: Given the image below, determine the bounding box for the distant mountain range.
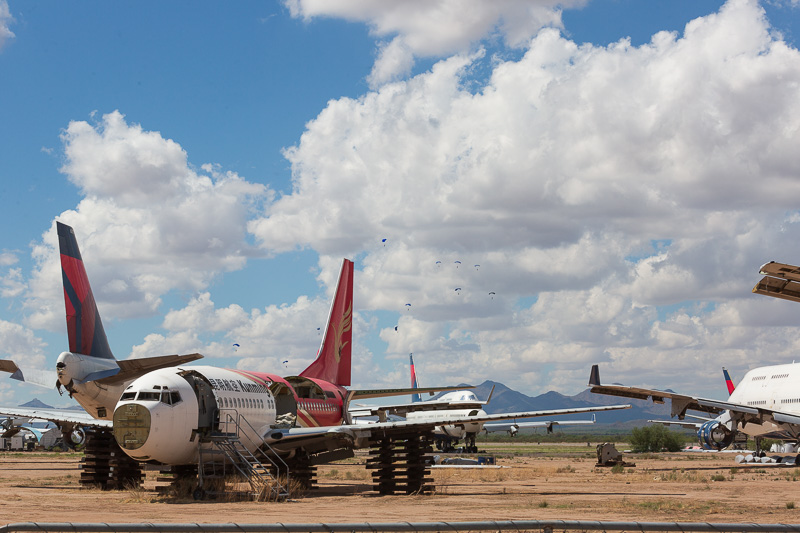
[456,380,676,428]
[19,398,85,411]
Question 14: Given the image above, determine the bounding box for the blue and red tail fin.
[57,222,114,360]
[300,259,353,386]
[723,367,735,395]
[410,353,421,403]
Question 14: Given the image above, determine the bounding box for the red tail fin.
[300,259,353,386]
[723,367,735,395]
[57,222,115,359]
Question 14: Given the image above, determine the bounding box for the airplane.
[588,363,800,455]
[1,222,632,495]
[350,354,598,452]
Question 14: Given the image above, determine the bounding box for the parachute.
[232,343,240,352]
[454,261,461,268]
[489,291,496,299]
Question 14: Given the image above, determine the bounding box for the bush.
[629,425,687,452]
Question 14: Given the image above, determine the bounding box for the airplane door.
[180,371,218,432]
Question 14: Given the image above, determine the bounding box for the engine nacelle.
[697,420,734,450]
[63,427,86,448]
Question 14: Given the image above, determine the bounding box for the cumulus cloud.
[285,0,585,87]
[13,0,800,398]
[24,111,273,332]
[0,320,47,371]
[0,0,14,52]
[246,0,800,395]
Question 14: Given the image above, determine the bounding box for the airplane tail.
[300,259,354,386]
[57,222,115,360]
[410,353,421,403]
[723,367,735,395]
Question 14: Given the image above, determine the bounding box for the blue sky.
[1,0,800,408]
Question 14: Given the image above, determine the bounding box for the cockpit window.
[160,391,182,405]
[120,392,137,401]
[137,392,160,401]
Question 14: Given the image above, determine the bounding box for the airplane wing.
[752,261,800,303]
[95,353,204,385]
[647,419,703,429]
[347,385,474,401]
[0,406,111,429]
[589,364,800,431]
[349,385,496,418]
[0,360,59,388]
[349,400,484,419]
[265,403,631,450]
[483,418,595,435]
[0,354,204,389]
[588,364,726,418]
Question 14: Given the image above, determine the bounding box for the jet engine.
[697,420,734,450]
[64,426,86,448]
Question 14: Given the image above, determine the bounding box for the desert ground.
[2,442,800,526]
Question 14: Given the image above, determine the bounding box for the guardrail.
[3,521,800,533]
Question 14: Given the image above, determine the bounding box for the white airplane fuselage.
[405,390,486,439]
[724,362,800,439]
[406,407,487,438]
[111,365,345,465]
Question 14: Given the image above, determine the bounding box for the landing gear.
[192,487,206,500]
[464,433,478,454]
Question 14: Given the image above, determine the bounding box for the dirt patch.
[2,445,799,525]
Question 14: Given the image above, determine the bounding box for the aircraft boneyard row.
[0,222,630,497]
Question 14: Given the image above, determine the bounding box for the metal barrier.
[3,521,800,533]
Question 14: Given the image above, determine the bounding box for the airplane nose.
[112,403,152,451]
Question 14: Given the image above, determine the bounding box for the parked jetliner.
[589,363,800,452]
[350,354,596,452]
[1,222,630,493]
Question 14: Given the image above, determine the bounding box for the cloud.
[13,0,800,399]
[24,111,273,331]
[285,0,585,87]
[0,320,47,371]
[248,0,800,395]
[0,0,14,52]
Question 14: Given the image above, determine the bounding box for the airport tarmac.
[1,444,800,525]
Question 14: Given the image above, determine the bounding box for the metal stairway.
[196,411,290,501]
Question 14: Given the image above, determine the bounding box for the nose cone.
[113,403,151,451]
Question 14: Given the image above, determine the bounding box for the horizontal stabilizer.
[95,353,203,385]
[0,360,59,389]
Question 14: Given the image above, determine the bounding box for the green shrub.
[629,425,687,452]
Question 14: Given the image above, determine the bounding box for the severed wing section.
[588,364,800,436]
[588,364,724,419]
[753,261,800,303]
